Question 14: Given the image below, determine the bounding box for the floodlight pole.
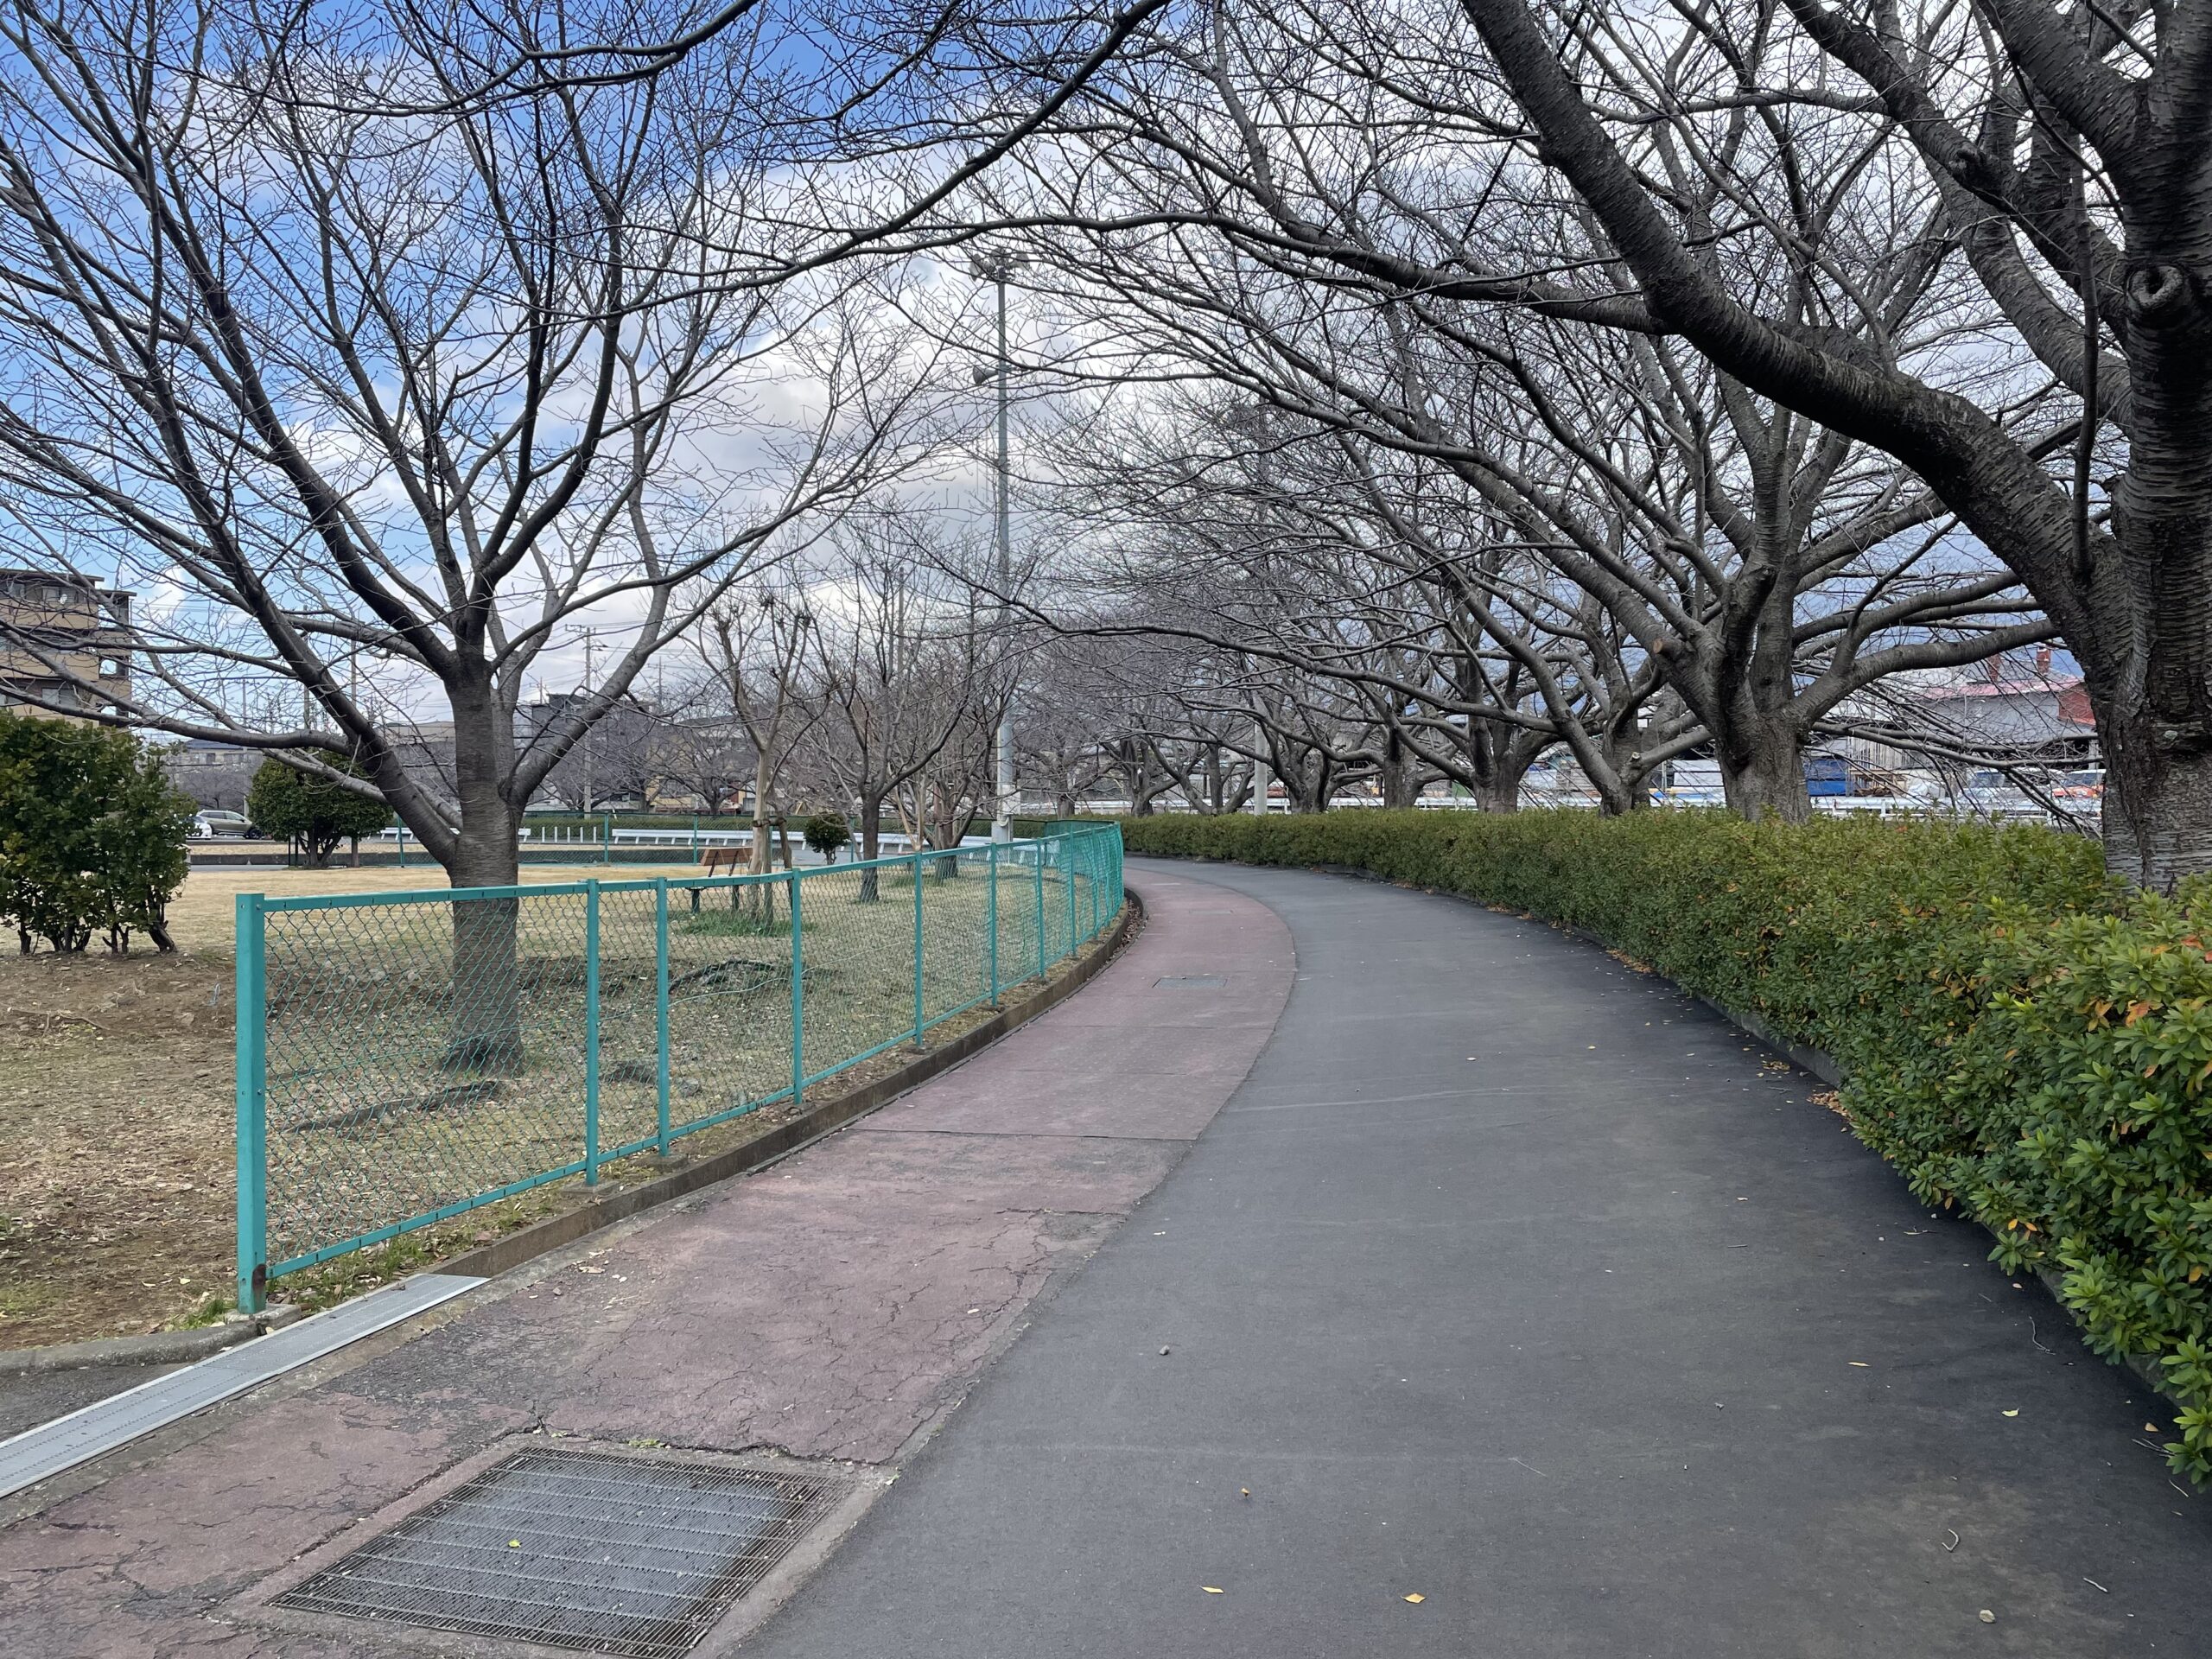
[972,253,1022,843]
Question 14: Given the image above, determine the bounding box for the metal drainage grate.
[273,1445,849,1657]
[1154,975,1225,989]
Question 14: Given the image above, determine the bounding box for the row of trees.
[962,0,2211,882]
[0,0,2195,1080]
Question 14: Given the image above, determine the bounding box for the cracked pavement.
[0,868,1293,1657]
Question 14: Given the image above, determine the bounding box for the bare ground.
[0,862,714,1350]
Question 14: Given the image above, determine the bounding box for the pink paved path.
[0,869,1289,1657]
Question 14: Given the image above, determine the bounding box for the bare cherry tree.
[705,588,821,893]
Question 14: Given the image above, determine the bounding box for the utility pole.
[970,252,1024,842]
[580,627,601,814]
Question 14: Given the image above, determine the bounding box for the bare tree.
[651,673,757,814]
[805,538,995,896]
[705,588,819,896]
[1006,0,2208,876]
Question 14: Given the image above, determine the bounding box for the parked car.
[191,810,257,838]
[2050,767,2106,804]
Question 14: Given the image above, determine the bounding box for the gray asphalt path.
[745,861,2208,1658]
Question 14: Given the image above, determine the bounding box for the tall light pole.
[1223,403,1275,817]
[970,252,1023,842]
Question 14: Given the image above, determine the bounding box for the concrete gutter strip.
[0,1305,308,1377]
[0,1325,253,1377]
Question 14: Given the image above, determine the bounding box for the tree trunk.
[857,789,884,902]
[1379,728,1421,807]
[442,804,524,1073]
[1477,751,1530,813]
[1719,725,1812,823]
[2093,702,2212,888]
[435,675,525,1071]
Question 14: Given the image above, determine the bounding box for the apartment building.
[0,569,132,719]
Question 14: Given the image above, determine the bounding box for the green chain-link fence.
[233,824,1124,1308]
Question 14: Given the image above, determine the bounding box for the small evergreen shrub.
[247,753,392,868]
[0,714,192,952]
[803,810,851,862]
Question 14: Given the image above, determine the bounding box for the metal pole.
[788,872,804,1101]
[233,893,268,1314]
[1034,842,1046,979]
[583,880,601,1186]
[987,841,1000,1007]
[992,268,1015,845]
[912,848,926,1046]
[603,809,612,865]
[654,877,671,1157]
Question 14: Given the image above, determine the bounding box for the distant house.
[0,569,131,719]
[164,737,257,811]
[1910,652,2097,761]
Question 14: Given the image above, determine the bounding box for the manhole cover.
[272,1445,849,1656]
[1154,975,1225,988]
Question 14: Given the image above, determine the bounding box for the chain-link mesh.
[238,827,1124,1288]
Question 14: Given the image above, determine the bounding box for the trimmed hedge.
[1121,809,2212,1480]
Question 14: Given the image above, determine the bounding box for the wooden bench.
[699,844,747,874]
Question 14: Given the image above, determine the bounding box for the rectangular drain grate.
[273,1444,848,1657]
[1154,975,1225,989]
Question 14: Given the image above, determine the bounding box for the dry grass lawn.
[1,855,1103,1349]
[0,860,709,1349]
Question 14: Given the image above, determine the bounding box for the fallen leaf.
[1979,1610,1995,1624]
[1201,1586,1223,1595]
[1403,1593,1426,1605]
[2001,1408,2019,1418]
[1848,1361,1870,1368]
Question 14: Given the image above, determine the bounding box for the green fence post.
[987,841,1000,1007]
[603,810,612,865]
[397,823,407,867]
[584,879,601,1185]
[1034,842,1046,979]
[690,814,699,861]
[655,876,671,1157]
[233,892,268,1314]
[789,872,804,1101]
[912,847,925,1046]
[1065,836,1077,948]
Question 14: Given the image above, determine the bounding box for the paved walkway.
[6,859,2208,1657]
[0,868,1293,1656]
[747,860,2209,1658]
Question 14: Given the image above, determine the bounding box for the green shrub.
[803,810,851,861]
[1121,809,2212,1480]
[0,714,193,952]
[247,753,392,867]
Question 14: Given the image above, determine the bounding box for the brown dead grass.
[0,860,706,1349]
[2,860,1122,1349]
[0,950,237,1345]
[166,862,710,952]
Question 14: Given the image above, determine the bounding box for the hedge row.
[1120,809,2212,1479]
